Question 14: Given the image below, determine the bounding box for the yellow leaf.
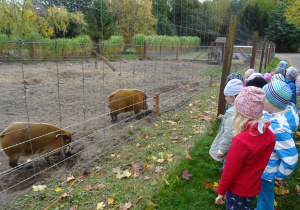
[274,200,278,206]
[217,83,220,86]
[296,131,300,135]
[213,182,219,187]
[96,202,105,210]
[107,198,114,205]
[54,187,62,192]
[164,179,170,186]
[155,123,158,126]
[60,203,65,208]
[189,103,193,106]
[32,185,47,192]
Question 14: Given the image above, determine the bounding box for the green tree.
[152,0,176,36]
[85,0,117,42]
[106,0,157,51]
[266,1,300,52]
[284,0,300,29]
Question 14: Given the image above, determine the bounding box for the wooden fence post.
[210,74,213,87]
[155,93,159,115]
[264,40,269,69]
[259,36,267,73]
[250,31,258,69]
[99,39,103,55]
[176,41,179,60]
[235,66,237,73]
[217,14,238,116]
[267,41,272,64]
[144,40,147,59]
[31,36,37,61]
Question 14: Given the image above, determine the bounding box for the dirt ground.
[0,58,216,206]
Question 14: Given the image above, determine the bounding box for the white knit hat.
[224,79,244,97]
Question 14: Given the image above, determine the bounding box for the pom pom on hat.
[225,73,244,85]
[245,69,254,76]
[286,67,298,78]
[271,74,285,82]
[262,81,292,110]
[246,77,267,88]
[263,72,272,81]
[277,61,288,70]
[224,79,243,97]
[234,86,266,119]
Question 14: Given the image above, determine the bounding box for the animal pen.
[0,0,269,209]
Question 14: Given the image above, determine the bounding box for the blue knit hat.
[277,61,288,70]
[224,79,243,97]
[262,81,292,110]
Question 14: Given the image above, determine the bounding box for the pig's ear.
[56,134,69,141]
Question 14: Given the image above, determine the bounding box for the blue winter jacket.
[285,78,297,105]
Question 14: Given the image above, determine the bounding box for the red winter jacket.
[217,122,275,197]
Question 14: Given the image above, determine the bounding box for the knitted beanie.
[234,86,266,120]
[263,72,272,81]
[277,61,288,70]
[225,73,244,85]
[274,67,285,76]
[246,77,267,88]
[245,69,255,76]
[248,73,263,81]
[262,81,292,110]
[271,73,285,82]
[224,79,244,97]
[286,67,298,78]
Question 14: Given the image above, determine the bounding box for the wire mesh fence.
[0,0,268,209]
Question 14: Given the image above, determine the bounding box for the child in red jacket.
[215,86,276,209]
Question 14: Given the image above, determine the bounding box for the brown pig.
[0,122,72,167]
[107,89,148,122]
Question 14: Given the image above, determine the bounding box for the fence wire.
[0,0,268,209]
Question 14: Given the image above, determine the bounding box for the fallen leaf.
[296,131,300,135]
[94,183,105,190]
[97,202,105,210]
[182,137,189,142]
[213,182,219,187]
[209,130,213,134]
[182,170,192,180]
[32,185,47,192]
[155,166,164,173]
[295,185,300,196]
[69,205,78,210]
[83,185,93,191]
[111,154,116,157]
[113,167,121,173]
[117,154,121,159]
[156,159,165,163]
[274,200,278,207]
[145,200,156,209]
[170,136,179,140]
[99,172,105,177]
[119,202,132,210]
[136,143,141,147]
[155,123,158,127]
[60,203,65,208]
[151,179,158,186]
[144,176,151,180]
[54,187,62,193]
[156,174,163,180]
[184,152,192,160]
[135,196,143,204]
[203,180,213,189]
[274,186,289,195]
[164,179,170,186]
[62,192,70,197]
[132,162,143,173]
[107,198,114,205]
[83,171,91,175]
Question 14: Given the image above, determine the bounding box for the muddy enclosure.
[0,59,214,206]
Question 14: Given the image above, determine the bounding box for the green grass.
[153,122,225,210]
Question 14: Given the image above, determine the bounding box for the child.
[246,77,267,88]
[274,67,285,76]
[244,69,254,87]
[215,87,276,209]
[277,60,288,69]
[271,73,285,82]
[285,67,297,105]
[256,81,299,209]
[263,72,272,83]
[210,79,243,167]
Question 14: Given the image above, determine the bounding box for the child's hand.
[217,114,223,119]
[216,153,224,159]
[215,194,226,204]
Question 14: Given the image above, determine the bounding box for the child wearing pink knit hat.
[244,69,255,87]
[263,72,272,83]
[215,87,275,209]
